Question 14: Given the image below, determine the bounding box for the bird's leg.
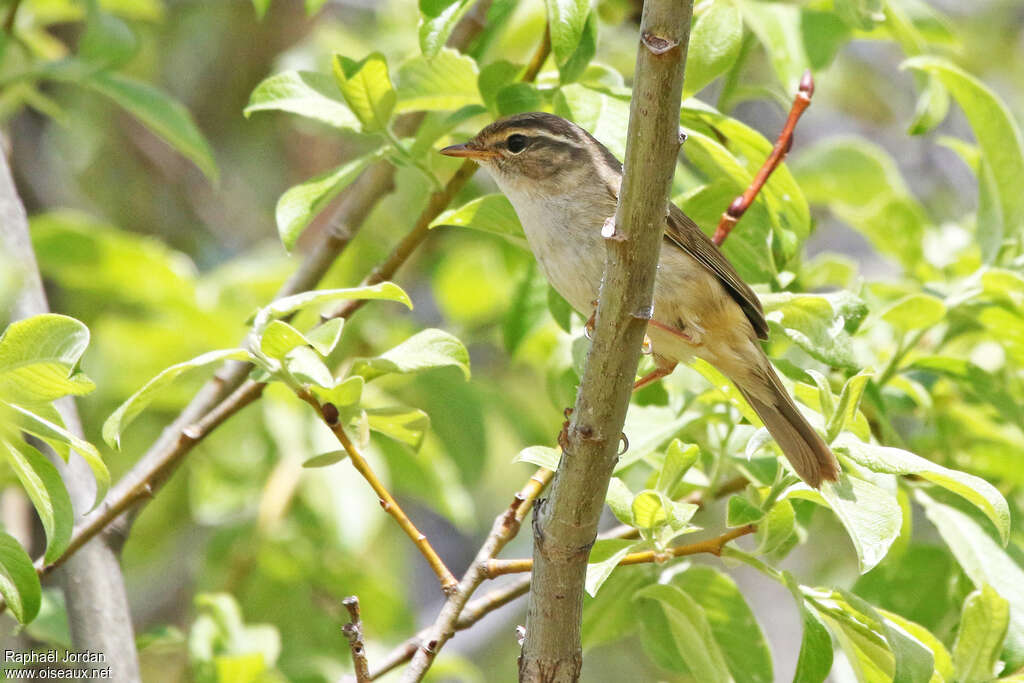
[648,319,698,344]
[713,70,815,246]
[634,355,678,392]
[558,407,573,451]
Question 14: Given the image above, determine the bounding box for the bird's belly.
[513,197,606,314]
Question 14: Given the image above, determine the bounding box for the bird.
[440,112,840,488]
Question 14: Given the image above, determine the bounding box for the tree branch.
[0,143,141,680]
[482,525,757,577]
[518,3,695,681]
[401,467,553,681]
[342,596,371,683]
[295,390,459,593]
[712,70,814,246]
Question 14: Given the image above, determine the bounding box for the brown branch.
[401,467,554,681]
[296,391,458,593]
[342,596,371,683]
[1,142,141,680]
[518,3,695,680]
[712,69,814,246]
[482,524,757,577]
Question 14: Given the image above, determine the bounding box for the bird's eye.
[506,134,528,153]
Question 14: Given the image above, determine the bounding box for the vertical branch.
[342,596,371,683]
[517,2,695,681]
[0,148,141,681]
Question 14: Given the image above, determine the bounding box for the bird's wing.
[664,202,770,340]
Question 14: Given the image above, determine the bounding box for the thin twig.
[712,69,814,246]
[400,467,554,682]
[342,596,371,683]
[482,524,757,577]
[296,391,458,593]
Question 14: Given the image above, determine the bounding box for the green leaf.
[418,0,477,58]
[802,474,901,573]
[259,321,310,360]
[305,318,345,356]
[352,328,470,382]
[825,370,872,443]
[364,407,430,449]
[631,490,671,530]
[605,477,634,526]
[514,445,559,471]
[312,375,364,408]
[635,583,732,680]
[252,283,412,330]
[494,82,545,116]
[548,287,574,333]
[880,294,946,333]
[5,403,109,508]
[102,348,253,449]
[792,138,928,271]
[781,572,834,683]
[283,346,334,388]
[684,2,743,97]
[882,610,953,683]
[478,60,521,114]
[904,57,1024,243]
[251,0,270,19]
[0,532,41,624]
[755,499,796,555]
[79,6,137,68]
[332,52,396,133]
[656,440,699,495]
[2,440,73,564]
[674,566,773,683]
[839,589,935,683]
[952,585,1009,683]
[302,450,348,468]
[545,0,590,70]
[0,314,95,404]
[736,0,807,91]
[430,194,527,248]
[275,149,384,251]
[727,494,763,527]
[554,84,630,160]
[834,0,883,29]
[918,490,1024,670]
[557,11,597,84]
[585,539,638,597]
[396,48,482,113]
[761,292,862,369]
[836,434,1009,544]
[79,72,218,182]
[244,71,360,129]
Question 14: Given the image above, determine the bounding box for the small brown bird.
[441,112,839,488]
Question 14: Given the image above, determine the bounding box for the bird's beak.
[439,143,498,160]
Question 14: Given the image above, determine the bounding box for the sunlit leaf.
[364,407,430,449]
[430,194,527,248]
[332,52,396,133]
[585,539,638,597]
[418,0,477,57]
[684,2,743,97]
[952,585,1009,683]
[244,71,360,129]
[252,283,412,331]
[0,314,94,404]
[352,328,470,382]
[302,450,348,469]
[396,48,482,113]
[879,293,946,333]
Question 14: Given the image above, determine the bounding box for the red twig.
[713,69,815,246]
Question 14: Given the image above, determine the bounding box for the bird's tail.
[732,361,840,488]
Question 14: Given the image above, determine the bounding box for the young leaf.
[839,589,935,683]
[781,572,834,683]
[79,6,138,68]
[0,532,41,624]
[735,0,807,92]
[332,53,396,133]
[755,499,795,555]
[761,292,860,369]
[917,490,1024,670]
[6,403,109,508]
[825,370,872,443]
[252,283,412,330]
[554,84,630,160]
[283,346,334,388]
[683,1,743,97]
[605,477,634,526]
[418,0,477,58]
[634,583,732,680]
[429,194,527,248]
[80,72,219,182]
[351,328,470,382]
[312,375,364,408]
[791,474,901,573]
[952,585,1009,682]
[656,440,699,495]
[305,319,344,357]
[904,57,1024,242]
[0,314,95,404]
[364,407,430,449]
[302,450,348,469]
[103,348,253,449]
[396,48,482,113]
[585,539,639,597]
[631,490,672,531]
[545,0,591,71]
[275,149,384,251]
[674,566,773,683]
[514,445,560,471]
[259,321,311,360]
[244,71,360,129]
[557,12,597,84]
[2,441,73,564]
[835,433,1009,544]
[879,293,946,333]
